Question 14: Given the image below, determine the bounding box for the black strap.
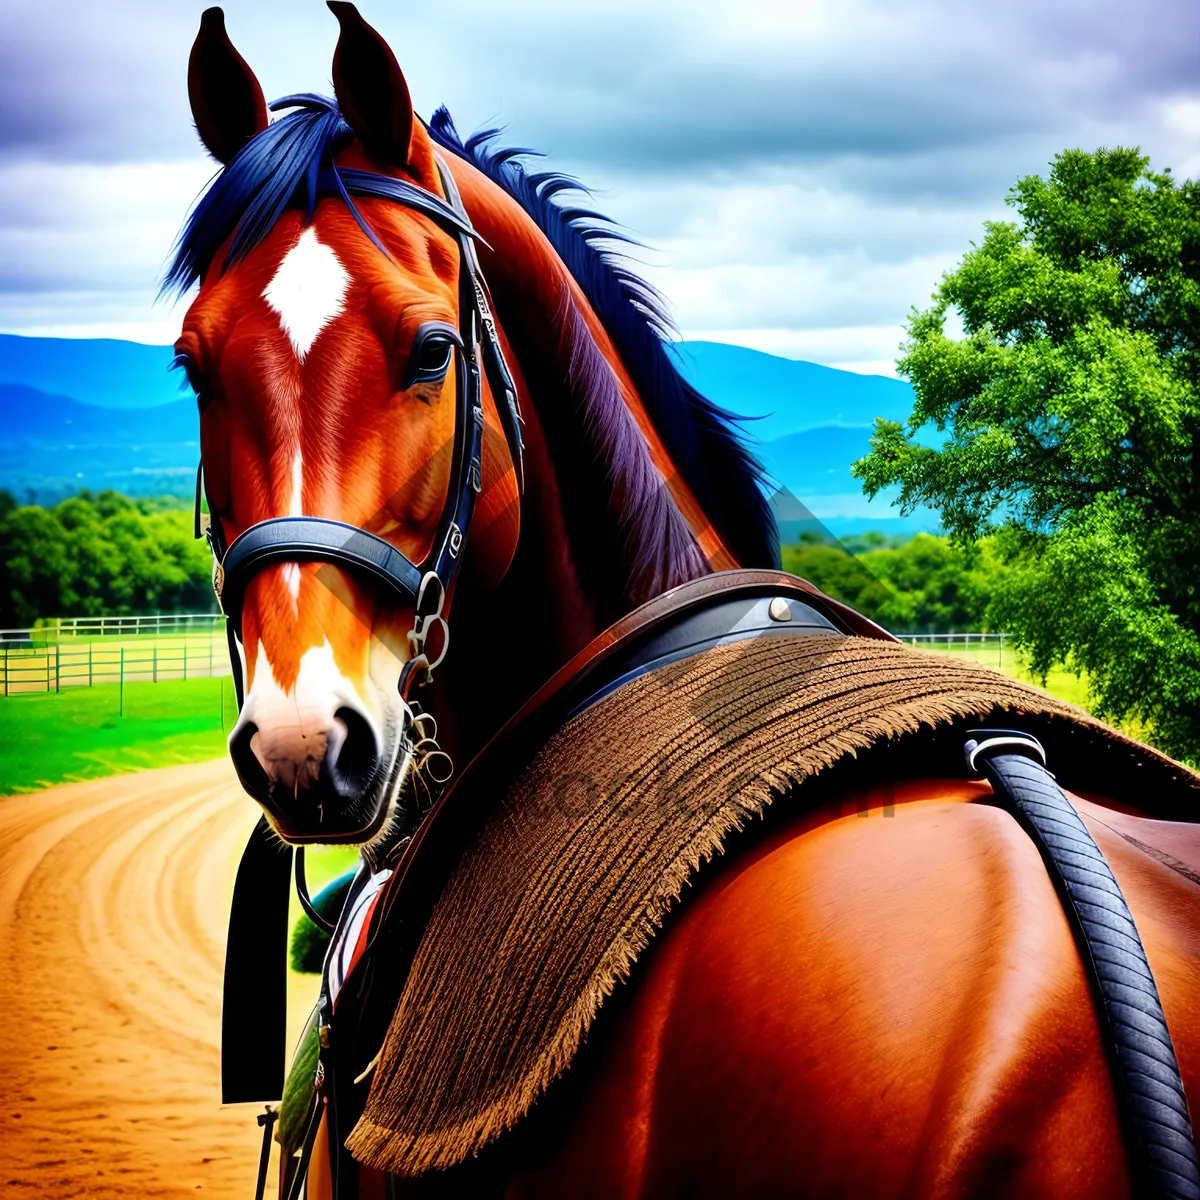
[194,461,206,540]
[254,1106,279,1200]
[438,161,525,496]
[337,167,479,241]
[295,846,337,935]
[218,517,424,628]
[225,618,244,710]
[221,818,293,1104]
[967,729,1200,1199]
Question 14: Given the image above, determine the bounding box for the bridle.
[217,135,531,1119]
[196,142,524,725]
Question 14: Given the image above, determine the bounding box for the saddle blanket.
[346,634,1200,1176]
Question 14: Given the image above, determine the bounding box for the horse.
[173,7,1200,1198]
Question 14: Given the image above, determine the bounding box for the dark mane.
[427,109,779,570]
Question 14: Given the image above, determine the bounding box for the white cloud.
[643,252,951,332]
[1161,97,1200,179]
[681,326,908,374]
[827,360,904,378]
[0,0,1198,373]
[0,298,185,345]
[0,159,210,341]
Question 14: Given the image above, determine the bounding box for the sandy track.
[0,760,317,1199]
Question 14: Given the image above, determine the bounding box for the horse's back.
[507,778,1200,1199]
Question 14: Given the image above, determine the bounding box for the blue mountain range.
[0,333,937,534]
[0,334,184,409]
[672,341,917,440]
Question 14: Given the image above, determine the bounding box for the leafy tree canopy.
[853,148,1200,757]
[0,489,214,626]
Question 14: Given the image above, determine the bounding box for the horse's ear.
[188,8,267,164]
[327,2,414,168]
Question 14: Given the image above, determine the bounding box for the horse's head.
[173,6,520,844]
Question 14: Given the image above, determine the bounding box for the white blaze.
[283,450,303,601]
[263,227,349,361]
[243,638,349,712]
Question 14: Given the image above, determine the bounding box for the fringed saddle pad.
[348,634,1200,1176]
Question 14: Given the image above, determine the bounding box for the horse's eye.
[171,352,212,412]
[402,322,461,389]
[418,338,453,376]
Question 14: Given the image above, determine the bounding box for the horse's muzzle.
[229,701,386,842]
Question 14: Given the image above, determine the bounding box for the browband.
[337,169,479,241]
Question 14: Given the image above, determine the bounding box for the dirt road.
[0,760,317,1199]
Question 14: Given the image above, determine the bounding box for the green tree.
[0,490,214,625]
[853,148,1200,758]
[782,531,997,633]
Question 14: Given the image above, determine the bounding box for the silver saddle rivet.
[768,597,792,623]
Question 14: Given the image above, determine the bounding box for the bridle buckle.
[402,571,450,692]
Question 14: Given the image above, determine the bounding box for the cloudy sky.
[3,0,1199,375]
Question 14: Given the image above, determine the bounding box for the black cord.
[295,847,337,934]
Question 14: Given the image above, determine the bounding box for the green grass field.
[2,630,225,693]
[1006,662,1093,709]
[0,641,1122,797]
[0,677,235,793]
[904,640,1094,708]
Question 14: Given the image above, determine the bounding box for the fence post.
[119,646,124,716]
[55,642,60,693]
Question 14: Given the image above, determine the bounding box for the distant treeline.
[0,490,214,627]
[782,530,1000,634]
[0,488,1003,633]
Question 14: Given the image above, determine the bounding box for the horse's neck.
[430,383,612,766]
[425,157,714,765]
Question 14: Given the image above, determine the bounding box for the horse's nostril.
[330,705,380,794]
[228,702,381,825]
[229,719,269,798]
